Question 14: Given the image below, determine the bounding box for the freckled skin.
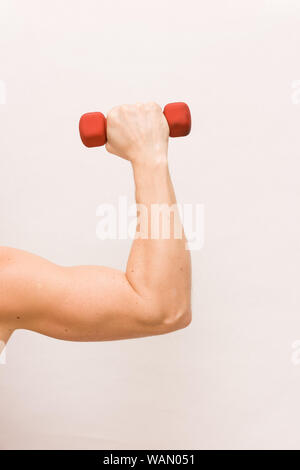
[0,102,192,346]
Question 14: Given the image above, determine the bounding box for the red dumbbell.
[79,102,191,148]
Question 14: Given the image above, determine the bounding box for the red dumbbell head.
[79,112,107,148]
[163,102,191,138]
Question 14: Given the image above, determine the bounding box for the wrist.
[131,154,168,172]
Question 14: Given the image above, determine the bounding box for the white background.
[0,0,300,450]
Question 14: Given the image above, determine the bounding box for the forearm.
[126,157,192,325]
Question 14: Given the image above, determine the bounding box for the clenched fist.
[105,102,169,165]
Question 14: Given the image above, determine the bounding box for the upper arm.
[0,247,173,342]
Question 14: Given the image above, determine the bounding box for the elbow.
[142,300,192,335]
[163,304,192,333]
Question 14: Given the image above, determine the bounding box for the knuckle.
[146,101,161,112]
[107,107,118,121]
[120,104,132,113]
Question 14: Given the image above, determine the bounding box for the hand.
[105,102,169,165]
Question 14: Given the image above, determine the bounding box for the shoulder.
[0,245,20,262]
[0,247,21,336]
[0,247,20,276]
[0,245,38,311]
[0,246,32,277]
[0,246,46,266]
[0,246,21,295]
[0,246,55,332]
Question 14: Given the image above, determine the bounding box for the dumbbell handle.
[79,102,191,148]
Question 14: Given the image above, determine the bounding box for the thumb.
[105,142,113,154]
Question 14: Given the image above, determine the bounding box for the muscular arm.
[0,102,191,344]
